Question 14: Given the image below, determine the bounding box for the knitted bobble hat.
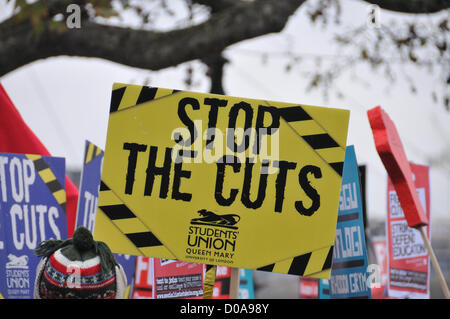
[34,226,127,299]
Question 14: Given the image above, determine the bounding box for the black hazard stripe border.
[110,85,182,114]
[84,141,104,165]
[106,86,343,275]
[110,86,346,177]
[26,155,66,214]
[257,245,334,276]
[98,181,174,252]
[277,105,346,176]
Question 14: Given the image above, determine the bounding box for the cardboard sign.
[132,257,204,299]
[0,152,67,298]
[212,266,231,299]
[75,140,104,231]
[371,237,388,299]
[212,267,254,299]
[75,141,136,298]
[299,278,330,299]
[153,258,204,299]
[387,163,430,299]
[367,106,427,228]
[0,210,8,298]
[329,146,372,299]
[238,269,255,299]
[319,279,330,299]
[132,256,153,299]
[299,277,319,298]
[94,83,350,278]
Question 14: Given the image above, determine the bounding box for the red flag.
[0,83,79,237]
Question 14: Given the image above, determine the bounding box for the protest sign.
[212,266,254,299]
[238,269,254,299]
[299,277,318,299]
[0,210,7,298]
[368,106,448,298]
[131,257,204,299]
[153,258,204,299]
[329,146,372,299]
[132,256,153,299]
[387,163,431,299]
[299,277,330,299]
[75,140,136,298]
[75,140,104,232]
[367,106,427,228]
[0,152,67,298]
[319,279,330,299]
[371,237,388,298]
[94,83,350,279]
[212,266,231,299]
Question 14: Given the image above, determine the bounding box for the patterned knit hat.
[34,226,127,299]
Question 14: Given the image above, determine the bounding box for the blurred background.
[0,0,449,298]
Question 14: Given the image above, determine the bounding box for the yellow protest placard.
[94,83,350,278]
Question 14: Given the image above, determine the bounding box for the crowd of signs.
[0,84,432,299]
[0,142,256,299]
[299,150,431,299]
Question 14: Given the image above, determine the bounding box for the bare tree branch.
[193,0,236,13]
[362,0,450,13]
[0,0,306,77]
[202,54,228,94]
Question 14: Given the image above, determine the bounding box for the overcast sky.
[1,0,449,223]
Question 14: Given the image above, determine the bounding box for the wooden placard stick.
[229,267,240,299]
[418,227,450,299]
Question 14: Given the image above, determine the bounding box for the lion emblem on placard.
[190,209,240,229]
[6,254,29,269]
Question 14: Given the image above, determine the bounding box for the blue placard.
[75,141,136,296]
[319,279,330,299]
[75,140,104,231]
[329,146,372,299]
[238,269,255,299]
[0,152,68,298]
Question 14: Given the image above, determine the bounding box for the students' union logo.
[190,209,240,230]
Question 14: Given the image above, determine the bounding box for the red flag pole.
[229,268,240,299]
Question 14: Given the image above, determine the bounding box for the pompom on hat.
[34,226,127,299]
